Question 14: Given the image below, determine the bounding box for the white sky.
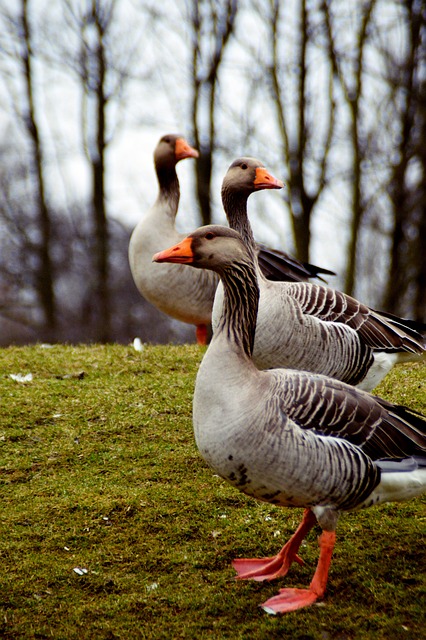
[0,0,408,300]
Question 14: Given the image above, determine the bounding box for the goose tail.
[362,456,426,506]
[369,310,426,355]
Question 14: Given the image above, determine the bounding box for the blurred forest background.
[0,0,424,346]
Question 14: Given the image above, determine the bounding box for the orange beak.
[254,167,284,190]
[175,137,199,161]
[152,237,194,264]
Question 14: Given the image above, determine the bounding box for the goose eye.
[241,163,248,170]
[205,232,215,240]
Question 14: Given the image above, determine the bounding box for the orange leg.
[196,324,208,345]
[232,509,317,581]
[261,529,336,614]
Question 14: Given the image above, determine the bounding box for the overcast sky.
[0,0,406,300]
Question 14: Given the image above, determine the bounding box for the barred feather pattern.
[252,288,374,383]
[270,371,426,460]
[222,189,259,268]
[195,355,382,513]
[216,264,259,358]
[191,226,425,519]
[284,283,425,354]
[191,233,260,358]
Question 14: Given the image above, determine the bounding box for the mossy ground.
[0,345,425,639]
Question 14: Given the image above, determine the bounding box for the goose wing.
[285,283,425,354]
[257,244,335,283]
[371,308,426,342]
[272,370,426,460]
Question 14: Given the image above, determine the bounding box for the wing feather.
[285,283,425,354]
[257,244,335,283]
[272,370,426,460]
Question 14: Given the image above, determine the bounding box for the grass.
[0,344,425,639]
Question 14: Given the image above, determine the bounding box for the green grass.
[0,344,425,639]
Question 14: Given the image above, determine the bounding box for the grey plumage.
[128,134,218,336]
[153,223,426,613]
[130,138,335,343]
[189,227,425,510]
[214,157,426,391]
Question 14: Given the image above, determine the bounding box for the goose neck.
[215,261,259,359]
[222,189,257,260]
[156,164,180,214]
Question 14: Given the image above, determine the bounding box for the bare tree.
[188,0,238,225]
[82,1,110,341]
[1,0,424,347]
[0,0,187,345]
[323,0,376,295]
[257,0,375,281]
[58,0,112,341]
[381,0,426,321]
[245,0,336,264]
[0,0,57,338]
[47,0,143,341]
[258,0,424,317]
[0,141,40,339]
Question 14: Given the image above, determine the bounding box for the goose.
[128,134,218,344]
[129,136,334,344]
[153,224,426,614]
[214,157,426,390]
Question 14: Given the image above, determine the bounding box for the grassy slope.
[0,344,425,640]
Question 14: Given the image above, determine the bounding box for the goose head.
[153,225,259,358]
[152,225,249,274]
[222,157,284,200]
[154,134,199,171]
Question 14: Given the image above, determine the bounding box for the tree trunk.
[92,23,110,342]
[382,0,424,319]
[344,99,361,296]
[21,0,56,338]
[189,0,237,226]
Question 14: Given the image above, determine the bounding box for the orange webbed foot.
[232,509,316,581]
[232,553,304,581]
[262,587,320,614]
[261,530,336,615]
